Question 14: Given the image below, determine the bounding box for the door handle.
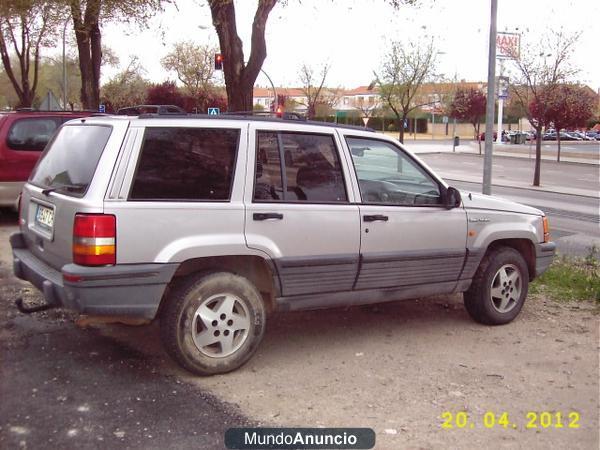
[363,214,389,222]
[253,212,284,221]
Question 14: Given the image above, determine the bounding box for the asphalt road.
[418,152,599,257]
[408,139,600,158]
[418,152,599,195]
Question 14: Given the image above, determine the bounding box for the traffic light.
[214,53,223,70]
[275,94,286,118]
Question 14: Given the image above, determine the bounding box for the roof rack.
[222,110,307,121]
[14,108,98,113]
[117,104,374,132]
[116,105,186,116]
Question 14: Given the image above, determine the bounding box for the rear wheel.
[160,272,266,375]
[464,247,529,325]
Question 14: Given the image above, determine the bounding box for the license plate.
[35,204,54,230]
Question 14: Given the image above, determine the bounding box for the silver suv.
[11,113,556,375]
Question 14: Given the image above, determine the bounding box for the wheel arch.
[158,255,280,317]
[485,238,536,281]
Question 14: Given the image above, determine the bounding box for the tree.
[35,55,81,109]
[449,88,487,154]
[161,41,218,98]
[375,38,438,143]
[0,0,63,108]
[298,63,340,119]
[206,0,415,112]
[542,84,596,162]
[66,0,167,110]
[207,0,277,112]
[146,81,187,108]
[144,80,227,113]
[101,56,149,112]
[509,31,580,186]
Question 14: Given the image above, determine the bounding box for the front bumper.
[11,232,178,319]
[535,241,556,277]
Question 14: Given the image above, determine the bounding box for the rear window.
[129,127,240,201]
[7,117,63,151]
[29,125,112,197]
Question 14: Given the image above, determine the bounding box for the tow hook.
[15,297,56,314]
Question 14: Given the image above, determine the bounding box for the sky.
[101,0,600,91]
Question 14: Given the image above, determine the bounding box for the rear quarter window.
[129,127,240,201]
[29,125,112,197]
[7,117,63,151]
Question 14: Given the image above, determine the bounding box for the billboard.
[496,32,520,59]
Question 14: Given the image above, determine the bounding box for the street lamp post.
[483,0,498,195]
[259,68,277,110]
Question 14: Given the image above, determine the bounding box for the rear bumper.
[11,232,178,319]
[535,241,556,277]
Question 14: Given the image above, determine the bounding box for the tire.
[463,247,529,325]
[160,272,266,376]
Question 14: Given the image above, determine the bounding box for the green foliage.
[101,57,149,112]
[161,41,218,97]
[530,249,600,304]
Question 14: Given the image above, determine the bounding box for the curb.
[412,149,599,166]
[441,176,598,199]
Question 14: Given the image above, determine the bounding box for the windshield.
[29,124,112,197]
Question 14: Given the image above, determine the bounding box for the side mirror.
[445,186,462,210]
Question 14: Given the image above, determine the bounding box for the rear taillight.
[73,214,116,266]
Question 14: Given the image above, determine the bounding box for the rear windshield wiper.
[41,183,86,196]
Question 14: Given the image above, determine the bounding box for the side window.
[7,118,62,151]
[346,137,441,206]
[254,131,347,203]
[130,127,239,201]
[254,132,283,200]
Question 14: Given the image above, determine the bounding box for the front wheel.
[160,272,266,376]
[463,247,529,325]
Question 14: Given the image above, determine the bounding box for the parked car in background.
[559,132,582,141]
[572,131,596,141]
[478,131,509,142]
[0,110,93,208]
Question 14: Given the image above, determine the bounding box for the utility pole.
[483,0,498,195]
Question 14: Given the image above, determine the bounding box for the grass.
[530,247,600,304]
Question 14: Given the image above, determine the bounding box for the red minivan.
[0,110,93,208]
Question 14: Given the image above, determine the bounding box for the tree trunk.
[307,104,316,120]
[209,0,276,112]
[0,21,36,108]
[475,122,481,155]
[533,129,542,186]
[71,0,102,110]
[397,118,405,143]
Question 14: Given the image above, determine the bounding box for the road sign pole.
[483,0,498,196]
[497,97,504,144]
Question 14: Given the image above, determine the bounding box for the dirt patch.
[165,296,597,449]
